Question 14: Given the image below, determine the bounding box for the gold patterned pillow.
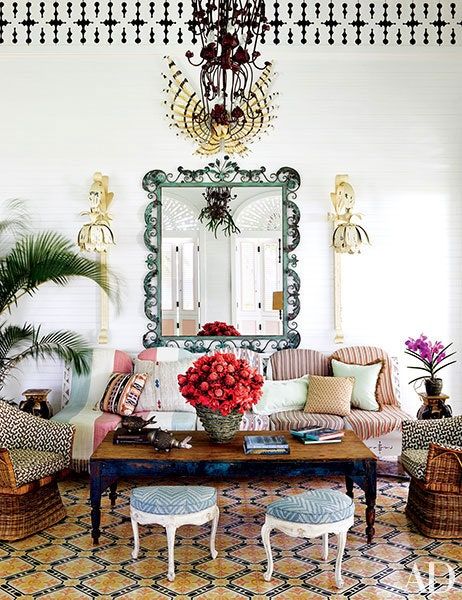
[304,375,354,416]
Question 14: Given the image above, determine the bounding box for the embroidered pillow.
[134,358,197,413]
[134,359,156,412]
[304,375,354,416]
[253,376,309,415]
[99,373,148,416]
[154,359,197,412]
[331,359,383,411]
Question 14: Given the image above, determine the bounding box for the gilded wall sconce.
[328,175,370,343]
[78,172,115,344]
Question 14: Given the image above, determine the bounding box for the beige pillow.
[304,375,354,416]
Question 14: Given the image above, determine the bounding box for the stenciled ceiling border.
[0,1,460,47]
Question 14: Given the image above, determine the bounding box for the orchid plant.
[404,334,456,385]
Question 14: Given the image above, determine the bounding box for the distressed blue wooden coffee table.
[90,430,377,544]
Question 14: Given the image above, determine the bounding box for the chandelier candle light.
[163,1,277,155]
[187,0,270,128]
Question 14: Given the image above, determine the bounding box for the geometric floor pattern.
[1,475,461,599]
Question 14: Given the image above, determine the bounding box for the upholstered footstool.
[261,489,355,588]
[130,485,219,581]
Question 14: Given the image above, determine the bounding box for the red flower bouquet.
[178,353,264,416]
[197,321,241,337]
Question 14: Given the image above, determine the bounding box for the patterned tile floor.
[1,475,461,599]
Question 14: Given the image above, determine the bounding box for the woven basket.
[406,477,462,538]
[196,405,243,443]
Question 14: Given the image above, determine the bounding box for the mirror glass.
[160,186,283,337]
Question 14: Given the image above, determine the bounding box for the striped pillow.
[329,346,399,407]
[99,373,148,416]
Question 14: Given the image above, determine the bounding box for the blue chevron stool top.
[267,489,354,524]
[130,486,219,582]
[131,485,217,515]
[261,489,355,589]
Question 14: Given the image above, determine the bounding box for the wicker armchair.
[401,416,462,538]
[0,401,74,540]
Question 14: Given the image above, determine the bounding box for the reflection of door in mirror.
[161,189,283,337]
[233,194,282,336]
[161,196,199,336]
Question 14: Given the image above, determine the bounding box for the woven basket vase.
[196,405,243,443]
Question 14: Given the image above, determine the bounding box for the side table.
[19,388,53,419]
[417,393,452,420]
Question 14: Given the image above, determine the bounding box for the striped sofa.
[53,346,411,471]
[266,347,412,457]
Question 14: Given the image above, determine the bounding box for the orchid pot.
[424,378,443,396]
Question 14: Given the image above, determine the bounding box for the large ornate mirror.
[142,158,301,353]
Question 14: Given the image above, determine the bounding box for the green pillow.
[252,375,309,415]
[331,359,382,411]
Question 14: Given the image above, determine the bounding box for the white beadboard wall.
[1,45,461,415]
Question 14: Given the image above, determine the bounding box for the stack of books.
[290,427,344,444]
[243,435,290,455]
[113,427,151,445]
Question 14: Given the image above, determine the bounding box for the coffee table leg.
[364,460,377,544]
[90,463,102,545]
[109,480,118,509]
[345,475,354,499]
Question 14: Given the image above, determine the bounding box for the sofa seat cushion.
[345,406,413,441]
[131,485,217,515]
[267,489,354,525]
[9,449,68,487]
[269,410,344,431]
[401,449,428,480]
[240,412,271,431]
[137,411,197,431]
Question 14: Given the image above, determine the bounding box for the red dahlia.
[178,352,264,416]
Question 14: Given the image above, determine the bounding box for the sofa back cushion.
[62,348,133,411]
[269,349,330,381]
[329,346,399,407]
[134,357,197,413]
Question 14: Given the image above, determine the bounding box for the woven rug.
[1,475,461,599]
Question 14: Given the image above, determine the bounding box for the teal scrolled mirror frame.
[142,157,301,353]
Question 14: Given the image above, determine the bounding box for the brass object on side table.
[417,393,452,420]
[19,388,52,419]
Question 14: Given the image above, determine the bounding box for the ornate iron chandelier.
[199,186,241,237]
[186,0,270,129]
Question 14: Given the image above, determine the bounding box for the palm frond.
[6,327,92,376]
[0,199,30,255]
[0,231,119,313]
[0,322,35,359]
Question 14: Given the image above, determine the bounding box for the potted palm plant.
[0,200,118,398]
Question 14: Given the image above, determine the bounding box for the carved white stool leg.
[210,506,219,559]
[165,524,177,582]
[335,531,347,588]
[131,517,140,559]
[261,520,274,582]
[322,533,328,560]
[129,501,219,581]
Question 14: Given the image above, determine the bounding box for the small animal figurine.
[147,429,192,452]
[121,414,157,433]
